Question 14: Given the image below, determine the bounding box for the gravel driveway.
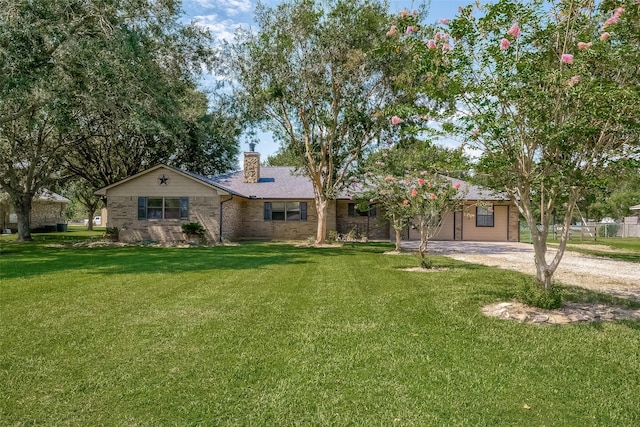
[401,241,640,301]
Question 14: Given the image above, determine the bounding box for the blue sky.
[181,0,470,163]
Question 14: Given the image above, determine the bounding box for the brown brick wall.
[240,199,336,240]
[107,195,221,243]
[31,202,67,229]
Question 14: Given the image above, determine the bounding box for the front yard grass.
[1,240,639,425]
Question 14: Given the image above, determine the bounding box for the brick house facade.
[96,151,519,243]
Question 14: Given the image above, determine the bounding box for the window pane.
[148,198,163,208]
[165,198,180,208]
[271,202,286,221]
[477,206,494,227]
[286,202,300,220]
[180,197,189,219]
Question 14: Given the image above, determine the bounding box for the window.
[476,205,494,227]
[138,197,188,220]
[348,203,376,217]
[264,202,307,221]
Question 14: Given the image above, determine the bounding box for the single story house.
[95,150,519,243]
[0,189,69,233]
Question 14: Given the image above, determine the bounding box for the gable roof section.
[95,164,236,196]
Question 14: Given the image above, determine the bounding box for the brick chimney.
[243,143,260,183]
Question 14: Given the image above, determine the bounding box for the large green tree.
[0,0,219,241]
[392,0,639,289]
[231,0,409,243]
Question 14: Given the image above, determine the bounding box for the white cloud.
[189,0,252,17]
[192,14,242,42]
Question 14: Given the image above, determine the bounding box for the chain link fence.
[520,218,640,242]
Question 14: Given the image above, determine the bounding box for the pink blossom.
[600,32,610,41]
[454,182,461,189]
[402,199,410,206]
[577,41,592,50]
[472,128,480,137]
[568,75,580,87]
[411,188,418,197]
[442,43,451,51]
[375,161,385,166]
[616,7,625,14]
[427,39,436,49]
[348,195,352,200]
[400,10,409,18]
[386,25,397,37]
[384,175,394,182]
[430,193,436,200]
[391,116,404,125]
[507,23,521,38]
[561,53,573,64]
[420,170,428,175]
[369,199,374,203]
[442,33,450,40]
[406,26,413,35]
[500,38,511,50]
[418,178,425,185]
[435,31,441,40]
[382,152,388,157]
[439,18,450,25]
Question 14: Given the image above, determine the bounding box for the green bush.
[181,222,205,236]
[516,278,563,310]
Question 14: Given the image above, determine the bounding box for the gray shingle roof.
[209,167,316,199]
[204,167,509,202]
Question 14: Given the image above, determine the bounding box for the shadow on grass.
[0,241,390,280]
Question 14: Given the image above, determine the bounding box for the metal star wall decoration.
[158,174,169,186]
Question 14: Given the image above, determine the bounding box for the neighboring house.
[0,189,69,233]
[95,150,519,243]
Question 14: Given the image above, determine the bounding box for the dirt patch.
[400,267,450,273]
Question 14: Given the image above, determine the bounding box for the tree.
[394,0,639,289]
[0,0,216,241]
[231,0,406,243]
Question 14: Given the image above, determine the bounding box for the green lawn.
[1,239,639,425]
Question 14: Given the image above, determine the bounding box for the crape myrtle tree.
[365,124,466,263]
[391,0,639,289]
[231,0,414,244]
[0,0,218,241]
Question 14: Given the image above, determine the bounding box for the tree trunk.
[394,227,402,251]
[86,207,95,231]
[315,195,328,244]
[14,194,33,242]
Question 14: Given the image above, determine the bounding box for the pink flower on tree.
[406,26,413,35]
[427,39,436,49]
[391,116,404,125]
[568,75,580,87]
[386,25,397,37]
[439,18,450,25]
[411,188,418,197]
[600,32,610,41]
[402,199,410,206]
[603,7,623,28]
[577,41,592,50]
[418,178,425,185]
[454,182,461,189]
[507,23,521,38]
[561,53,573,64]
[435,31,441,40]
[430,193,437,200]
[500,38,511,50]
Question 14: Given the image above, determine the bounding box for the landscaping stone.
[482,301,640,325]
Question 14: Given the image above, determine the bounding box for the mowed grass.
[1,240,639,425]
